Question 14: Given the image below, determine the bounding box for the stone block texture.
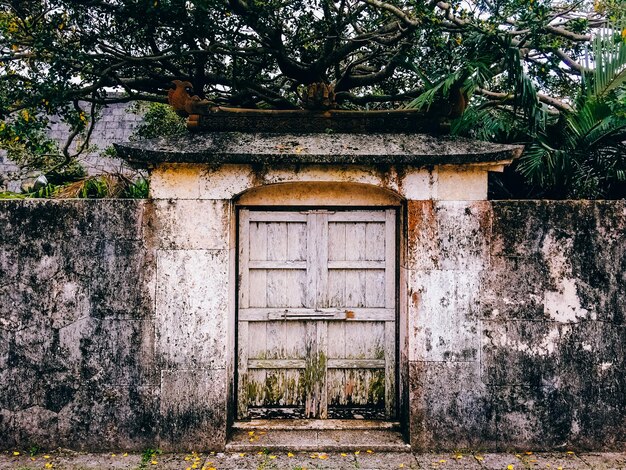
[0,200,226,451]
[0,198,625,452]
[408,200,626,452]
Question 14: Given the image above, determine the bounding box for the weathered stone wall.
[0,198,624,452]
[408,200,626,451]
[0,200,157,451]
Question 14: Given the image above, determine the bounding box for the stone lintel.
[115,132,523,168]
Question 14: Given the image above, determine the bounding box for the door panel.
[237,209,396,420]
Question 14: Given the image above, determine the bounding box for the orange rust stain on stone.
[407,200,438,256]
[474,201,492,240]
[411,290,421,308]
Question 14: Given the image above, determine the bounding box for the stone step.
[226,428,411,453]
[233,419,401,431]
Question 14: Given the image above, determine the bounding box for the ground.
[1,450,625,470]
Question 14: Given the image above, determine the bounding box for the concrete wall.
[0,200,157,451]
[0,198,624,452]
[408,200,626,451]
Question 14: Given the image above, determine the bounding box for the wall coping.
[115,132,523,168]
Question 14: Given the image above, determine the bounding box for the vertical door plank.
[345,222,366,307]
[306,214,318,310]
[239,210,250,309]
[384,209,396,418]
[316,213,329,308]
[385,209,396,310]
[327,322,346,359]
[327,222,346,308]
[287,223,307,307]
[249,221,268,308]
[287,222,308,261]
[317,321,328,419]
[249,270,267,308]
[265,319,285,359]
[365,222,386,260]
[267,222,288,308]
[365,270,386,308]
[384,320,396,418]
[304,321,318,417]
[283,320,307,358]
[247,322,268,359]
[237,321,249,418]
[249,221,268,260]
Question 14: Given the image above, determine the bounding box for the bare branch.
[476,88,573,113]
[360,0,419,28]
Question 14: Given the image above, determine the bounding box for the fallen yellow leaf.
[341,453,347,457]
[44,464,53,469]
[525,451,533,455]
[507,465,514,470]
[439,459,446,463]
[366,450,373,454]
[355,451,360,455]
[269,455,277,459]
[566,451,574,455]
[151,460,158,465]
[475,455,484,461]
[44,455,50,459]
[239,453,246,457]
[319,454,328,460]
[111,454,116,457]
[13,452,19,456]
[287,452,294,457]
[399,465,405,468]
[123,453,128,457]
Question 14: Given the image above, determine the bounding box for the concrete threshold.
[232,419,401,430]
[227,421,410,452]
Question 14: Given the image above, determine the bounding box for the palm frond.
[404,68,464,110]
[590,17,626,100]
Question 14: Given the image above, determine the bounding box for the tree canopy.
[1,0,625,196]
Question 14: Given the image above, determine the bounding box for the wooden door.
[237,209,396,420]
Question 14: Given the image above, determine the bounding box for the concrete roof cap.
[115,132,523,168]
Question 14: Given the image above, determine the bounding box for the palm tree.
[517,19,626,198]
[407,19,626,198]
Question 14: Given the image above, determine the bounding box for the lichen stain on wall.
[0,199,625,452]
[541,231,594,322]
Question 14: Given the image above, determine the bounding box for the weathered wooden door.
[237,209,396,420]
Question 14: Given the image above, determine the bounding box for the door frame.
[230,199,406,428]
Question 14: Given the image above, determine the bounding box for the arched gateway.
[117,124,521,451]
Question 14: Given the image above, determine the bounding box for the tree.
[0,0,623,193]
[516,17,626,198]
